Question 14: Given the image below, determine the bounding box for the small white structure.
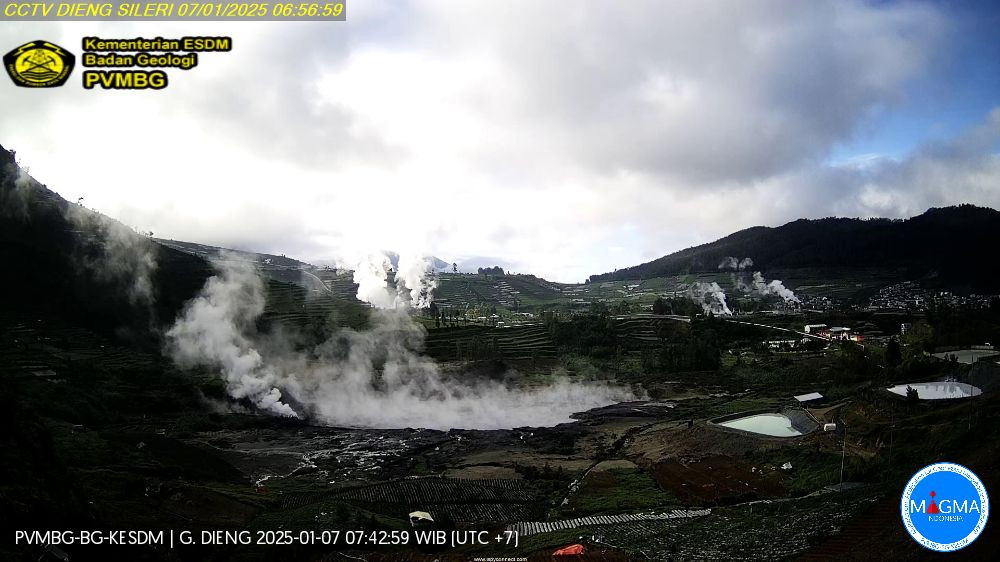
[793,392,824,404]
[804,324,827,333]
[409,511,434,526]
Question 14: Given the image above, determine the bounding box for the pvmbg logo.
[901,462,989,552]
[3,40,75,87]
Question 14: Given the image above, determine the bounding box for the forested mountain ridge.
[0,144,212,346]
[588,205,1000,292]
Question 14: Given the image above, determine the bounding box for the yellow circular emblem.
[4,40,76,88]
[14,48,65,85]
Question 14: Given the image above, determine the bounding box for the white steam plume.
[348,251,438,309]
[721,256,800,305]
[166,256,635,429]
[718,256,738,270]
[0,161,35,221]
[746,271,800,304]
[395,253,438,308]
[165,257,298,418]
[65,203,158,308]
[689,281,732,316]
[718,256,754,271]
[2,161,158,311]
[353,252,398,308]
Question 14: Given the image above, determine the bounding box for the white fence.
[508,508,711,537]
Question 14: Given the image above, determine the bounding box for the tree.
[613,300,631,315]
[901,321,934,358]
[652,296,668,315]
[452,262,458,273]
[589,301,609,318]
[886,340,902,368]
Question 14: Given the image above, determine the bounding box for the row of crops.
[433,274,565,310]
[278,477,543,523]
[260,278,370,332]
[423,324,558,361]
[0,311,156,376]
[331,477,535,504]
[508,508,712,537]
[614,317,662,346]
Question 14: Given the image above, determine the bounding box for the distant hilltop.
[588,205,1000,293]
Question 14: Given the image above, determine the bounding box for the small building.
[828,327,852,340]
[804,324,827,334]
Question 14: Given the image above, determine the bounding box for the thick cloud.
[0,1,994,281]
[401,0,947,182]
[746,107,1000,220]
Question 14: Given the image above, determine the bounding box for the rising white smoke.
[689,281,732,316]
[0,161,35,221]
[720,256,799,305]
[352,252,398,308]
[718,256,754,271]
[165,258,298,417]
[745,271,800,304]
[348,251,438,309]
[64,203,158,307]
[395,253,438,308]
[166,256,635,429]
[717,256,738,270]
[281,308,634,429]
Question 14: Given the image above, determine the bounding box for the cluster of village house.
[804,323,864,342]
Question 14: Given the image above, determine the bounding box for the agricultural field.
[4,154,999,560]
[4,278,1000,560]
[423,324,557,362]
[428,267,916,323]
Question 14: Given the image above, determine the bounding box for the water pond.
[887,382,982,400]
[716,413,803,437]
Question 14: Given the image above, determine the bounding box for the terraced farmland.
[432,275,502,308]
[0,311,156,376]
[509,508,712,537]
[313,269,364,301]
[282,477,544,523]
[432,274,564,310]
[614,316,664,348]
[261,279,370,332]
[334,477,534,504]
[424,324,558,362]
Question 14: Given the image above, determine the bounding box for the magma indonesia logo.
[4,40,75,87]
[901,462,989,552]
